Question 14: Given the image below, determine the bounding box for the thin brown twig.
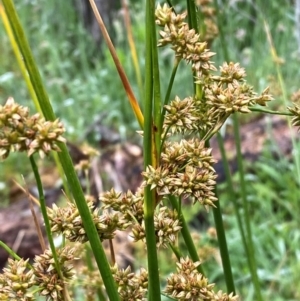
[109,239,116,266]
[20,176,46,252]
[87,0,144,128]
[11,230,25,254]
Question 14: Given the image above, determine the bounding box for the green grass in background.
[1,0,300,299]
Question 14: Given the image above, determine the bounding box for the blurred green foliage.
[1,0,300,299]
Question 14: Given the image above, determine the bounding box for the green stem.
[213,0,262,298]
[212,197,235,293]
[29,155,62,278]
[169,195,204,275]
[57,143,120,301]
[0,240,33,268]
[1,0,71,199]
[186,0,199,95]
[2,1,120,299]
[151,1,162,159]
[160,58,180,129]
[250,107,292,116]
[232,114,263,300]
[144,1,161,300]
[1,0,55,121]
[186,0,198,33]
[205,136,236,295]
[85,244,106,301]
[169,244,182,260]
[216,133,250,262]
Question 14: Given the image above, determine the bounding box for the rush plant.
[1,0,299,300]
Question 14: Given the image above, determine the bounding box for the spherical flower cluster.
[164,95,215,134]
[0,248,76,301]
[165,257,238,301]
[163,63,272,139]
[143,138,217,208]
[0,97,66,159]
[111,264,148,301]
[100,188,144,224]
[0,258,35,301]
[33,247,75,301]
[204,63,273,123]
[155,4,216,77]
[288,104,300,131]
[131,206,181,248]
[48,199,128,243]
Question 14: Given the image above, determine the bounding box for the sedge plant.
[1,0,300,300]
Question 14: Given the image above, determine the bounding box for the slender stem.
[263,19,300,190]
[232,114,263,300]
[205,136,235,293]
[169,195,204,275]
[57,143,120,300]
[0,240,33,268]
[1,0,55,121]
[2,2,120,298]
[151,0,162,160]
[88,0,144,129]
[213,0,229,61]
[186,0,198,33]
[250,106,292,116]
[169,244,182,261]
[29,155,62,277]
[121,0,144,101]
[0,4,40,112]
[144,1,161,300]
[213,0,262,298]
[186,0,198,95]
[216,133,249,260]
[212,197,236,293]
[161,58,181,129]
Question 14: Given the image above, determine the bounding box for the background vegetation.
[1,0,300,300]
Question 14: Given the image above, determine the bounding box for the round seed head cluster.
[143,138,217,208]
[0,97,66,159]
[0,258,35,301]
[154,206,181,247]
[101,188,181,248]
[132,206,181,248]
[33,247,75,301]
[165,257,238,301]
[164,63,272,138]
[48,199,128,243]
[100,188,144,224]
[203,63,273,122]
[288,104,300,131]
[155,4,216,77]
[111,264,148,301]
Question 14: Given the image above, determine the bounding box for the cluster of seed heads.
[0,98,65,159]
[8,2,300,301]
[47,199,129,243]
[0,258,35,301]
[100,189,182,247]
[0,247,75,301]
[165,257,238,301]
[143,138,217,208]
[111,264,148,301]
[156,3,216,77]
